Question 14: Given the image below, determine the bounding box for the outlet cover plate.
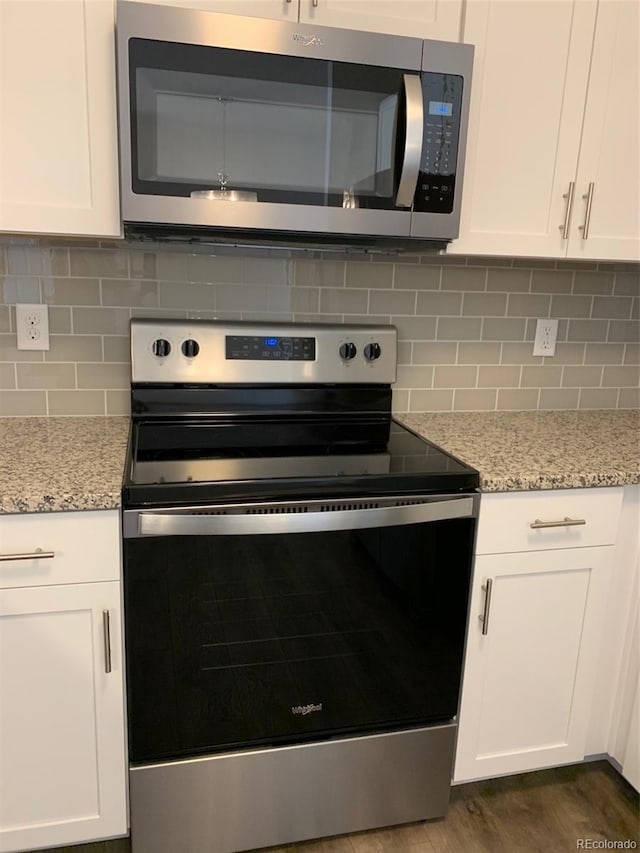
[16,303,50,350]
[533,318,558,357]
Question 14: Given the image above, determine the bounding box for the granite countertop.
[0,410,638,514]
[0,417,130,514]
[397,409,640,492]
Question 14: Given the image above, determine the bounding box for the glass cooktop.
[125,418,478,501]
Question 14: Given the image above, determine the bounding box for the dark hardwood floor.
[29,760,639,853]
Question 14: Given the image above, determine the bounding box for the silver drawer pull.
[530,517,586,529]
[0,548,55,562]
[103,610,112,674]
[479,578,493,636]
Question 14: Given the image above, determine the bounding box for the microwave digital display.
[429,101,453,116]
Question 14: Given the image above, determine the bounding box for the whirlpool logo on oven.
[292,703,323,716]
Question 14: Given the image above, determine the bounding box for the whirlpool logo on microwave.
[292,33,325,47]
[292,703,323,716]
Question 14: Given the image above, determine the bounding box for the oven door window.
[124,517,475,764]
[128,39,407,210]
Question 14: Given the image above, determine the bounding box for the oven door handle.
[130,496,474,538]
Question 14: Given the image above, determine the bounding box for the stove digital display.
[226,335,316,361]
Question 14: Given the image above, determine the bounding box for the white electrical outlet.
[533,318,558,357]
[16,303,50,351]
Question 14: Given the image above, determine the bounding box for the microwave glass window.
[129,39,407,210]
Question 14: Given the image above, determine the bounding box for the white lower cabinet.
[0,511,127,853]
[454,488,623,783]
[605,485,640,791]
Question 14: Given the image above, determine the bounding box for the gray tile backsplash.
[0,240,638,416]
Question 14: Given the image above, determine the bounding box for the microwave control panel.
[413,73,464,215]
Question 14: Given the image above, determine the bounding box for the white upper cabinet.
[141,0,463,40]
[452,0,639,262]
[300,1,463,41]
[451,0,597,258]
[0,0,120,238]
[567,0,640,261]
[133,0,290,19]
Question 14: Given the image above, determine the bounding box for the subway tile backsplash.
[0,240,638,416]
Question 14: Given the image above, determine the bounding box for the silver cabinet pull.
[102,609,112,674]
[0,548,55,562]
[395,74,424,208]
[530,516,586,529]
[479,578,493,636]
[312,0,318,6]
[578,182,595,239]
[559,181,575,239]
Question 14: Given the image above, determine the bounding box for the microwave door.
[395,74,424,208]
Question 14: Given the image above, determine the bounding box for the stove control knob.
[182,339,200,358]
[364,342,382,361]
[152,338,171,358]
[339,342,357,361]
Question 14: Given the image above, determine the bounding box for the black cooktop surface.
[122,418,479,508]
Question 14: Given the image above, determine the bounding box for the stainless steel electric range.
[121,318,479,853]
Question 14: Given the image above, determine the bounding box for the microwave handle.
[395,74,424,208]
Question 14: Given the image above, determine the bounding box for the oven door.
[122,494,477,765]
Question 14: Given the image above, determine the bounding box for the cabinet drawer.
[476,488,623,555]
[0,511,120,589]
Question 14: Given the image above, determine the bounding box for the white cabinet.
[454,488,623,783]
[606,485,640,791]
[0,511,127,853]
[138,0,463,40]
[451,0,639,262]
[299,0,462,41]
[0,0,120,238]
[568,1,640,261]
[133,0,287,19]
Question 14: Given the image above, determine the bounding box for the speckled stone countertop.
[1,410,638,513]
[0,417,130,514]
[396,409,640,492]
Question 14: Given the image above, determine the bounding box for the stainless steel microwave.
[116,1,474,251]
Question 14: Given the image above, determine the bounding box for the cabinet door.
[299,0,462,41]
[454,546,612,782]
[0,0,120,237]
[0,582,127,852]
[450,0,597,257]
[132,0,292,19]
[609,520,640,791]
[567,0,640,261]
[621,684,639,791]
